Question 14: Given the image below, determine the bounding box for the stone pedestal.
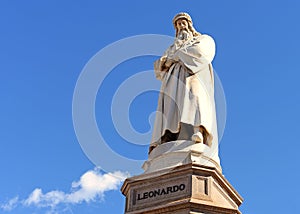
[121,163,243,214]
[143,140,221,174]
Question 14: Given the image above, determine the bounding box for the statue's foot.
[191,132,203,143]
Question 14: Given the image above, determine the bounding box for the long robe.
[151,34,218,149]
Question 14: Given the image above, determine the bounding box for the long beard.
[177,29,192,41]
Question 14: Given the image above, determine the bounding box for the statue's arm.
[168,36,215,74]
[153,57,166,80]
[174,43,210,74]
[154,46,176,80]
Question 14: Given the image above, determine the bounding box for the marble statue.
[122,15,242,211]
[123,15,243,211]
[149,13,219,157]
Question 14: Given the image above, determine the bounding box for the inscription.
[137,184,186,201]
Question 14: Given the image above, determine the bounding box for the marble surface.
[143,140,221,174]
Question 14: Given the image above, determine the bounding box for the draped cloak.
[151,34,218,149]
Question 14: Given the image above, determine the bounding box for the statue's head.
[173,12,200,38]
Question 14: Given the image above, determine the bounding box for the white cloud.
[1,196,19,211]
[1,169,128,212]
[23,188,66,208]
[66,170,127,204]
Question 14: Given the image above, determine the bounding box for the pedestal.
[121,163,243,214]
[142,140,221,174]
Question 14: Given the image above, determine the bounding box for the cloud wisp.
[0,196,19,211]
[1,169,128,212]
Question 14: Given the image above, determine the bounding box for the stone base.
[121,164,243,214]
[143,141,222,174]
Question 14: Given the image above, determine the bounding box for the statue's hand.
[159,56,176,72]
[164,58,175,68]
[158,56,168,72]
[160,56,167,64]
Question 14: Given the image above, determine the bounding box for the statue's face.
[176,18,189,32]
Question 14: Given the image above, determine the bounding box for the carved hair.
[173,12,201,37]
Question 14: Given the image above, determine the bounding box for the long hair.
[174,19,201,38]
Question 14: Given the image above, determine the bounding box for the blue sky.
[1,0,300,213]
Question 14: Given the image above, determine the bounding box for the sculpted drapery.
[150,13,218,154]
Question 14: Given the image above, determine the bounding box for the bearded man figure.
[149,12,219,161]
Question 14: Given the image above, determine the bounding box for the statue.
[149,12,219,157]
[122,14,243,212]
